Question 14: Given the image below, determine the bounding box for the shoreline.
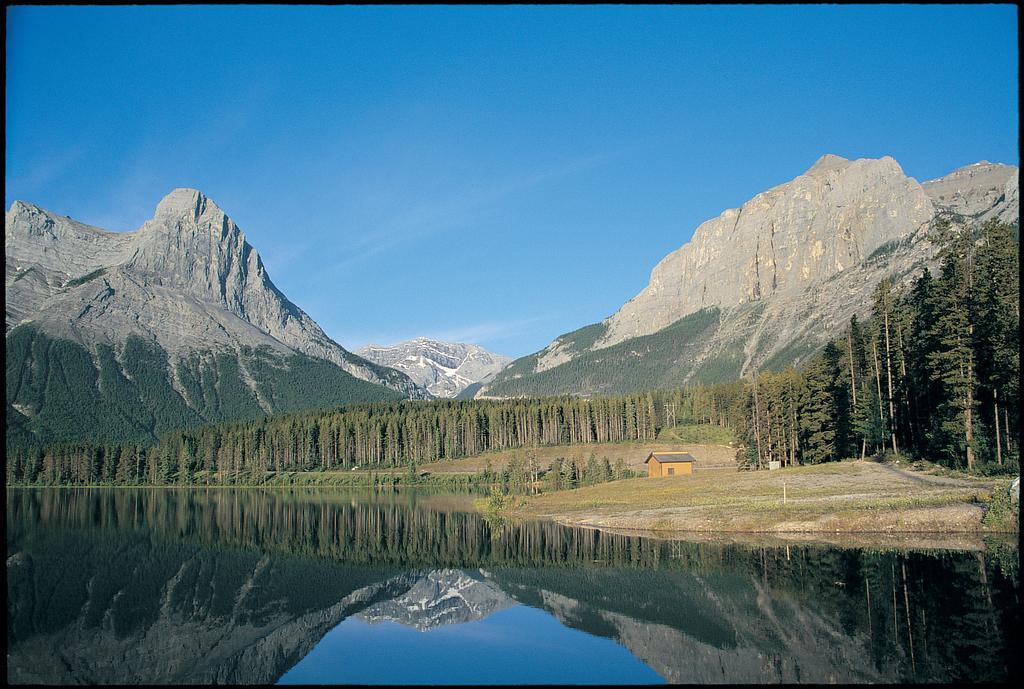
[528,513,1016,553]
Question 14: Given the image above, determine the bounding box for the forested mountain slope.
[5,190,423,446]
[482,156,1018,397]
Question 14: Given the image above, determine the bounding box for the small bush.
[981,483,1018,532]
[971,459,1020,477]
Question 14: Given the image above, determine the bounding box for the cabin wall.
[647,461,693,477]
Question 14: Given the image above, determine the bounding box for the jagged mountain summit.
[6,189,425,446]
[357,337,512,398]
[481,155,1019,398]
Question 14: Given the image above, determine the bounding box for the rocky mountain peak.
[154,187,221,222]
[805,153,851,175]
[357,338,512,398]
[6,190,425,399]
[357,570,514,631]
[7,199,32,216]
[125,188,256,312]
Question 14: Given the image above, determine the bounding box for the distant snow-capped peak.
[357,338,512,398]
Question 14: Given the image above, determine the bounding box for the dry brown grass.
[507,460,1014,538]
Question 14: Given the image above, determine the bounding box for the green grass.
[980,479,1018,531]
[657,423,736,445]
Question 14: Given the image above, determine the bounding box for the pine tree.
[584,452,600,486]
[799,345,841,464]
[848,316,879,458]
[927,221,979,468]
[872,280,901,457]
[613,457,628,480]
[561,458,577,489]
[973,219,1019,464]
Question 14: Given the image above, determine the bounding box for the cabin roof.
[645,452,696,464]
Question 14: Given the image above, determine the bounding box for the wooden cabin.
[645,451,696,477]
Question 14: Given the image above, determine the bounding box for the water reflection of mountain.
[358,569,513,630]
[6,489,1018,684]
[492,568,885,683]
[7,530,392,684]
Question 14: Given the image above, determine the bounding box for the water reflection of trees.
[6,489,1019,683]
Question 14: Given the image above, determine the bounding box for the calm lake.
[6,488,1019,684]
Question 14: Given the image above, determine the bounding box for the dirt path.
[868,460,975,486]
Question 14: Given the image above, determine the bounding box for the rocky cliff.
[481,155,1018,397]
[922,161,1019,223]
[357,337,512,398]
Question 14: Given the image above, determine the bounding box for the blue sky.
[6,5,1018,358]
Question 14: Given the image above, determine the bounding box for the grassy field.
[502,459,1018,540]
[656,423,737,445]
[421,440,737,474]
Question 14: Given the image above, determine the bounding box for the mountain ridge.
[480,155,1018,398]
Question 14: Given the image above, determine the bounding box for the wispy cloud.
[331,151,613,272]
[62,81,275,231]
[425,315,555,345]
[335,313,559,354]
[6,145,86,200]
[258,240,310,278]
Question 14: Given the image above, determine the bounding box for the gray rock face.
[597,155,933,352]
[357,337,512,398]
[922,161,1019,224]
[5,189,423,397]
[484,155,1019,395]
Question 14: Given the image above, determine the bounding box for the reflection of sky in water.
[278,603,665,685]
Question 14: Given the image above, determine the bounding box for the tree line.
[6,394,663,485]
